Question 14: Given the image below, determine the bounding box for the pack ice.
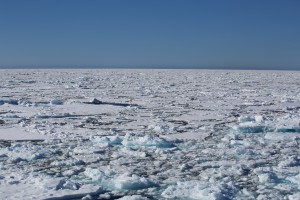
[0,69,300,199]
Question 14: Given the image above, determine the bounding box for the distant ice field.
[0,69,300,199]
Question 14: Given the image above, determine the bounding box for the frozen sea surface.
[0,69,300,199]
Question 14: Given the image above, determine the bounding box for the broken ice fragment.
[122,133,174,148]
[278,156,300,168]
[31,152,45,160]
[90,98,102,104]
[233,122,271,133]
[180,163,192,171]
[90,135,122,146]
[0,99,18,105]
[84,168,107,181]
[286,173,300,185]
[50,99,63,105]
[114,174,156,190]
[118,195,149,200]
[289,193,300,200]
[162,180,237,199]
[51,179,81,190]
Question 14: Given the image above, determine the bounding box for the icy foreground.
[0,69,300,199]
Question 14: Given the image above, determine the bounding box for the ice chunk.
[1,114,19,118]
[286,173,300,185]
[278,156,300,168]
[234,115,300,133]
[162,180,237,199]
[91,135,122,146]
[114,174,156,190]
[148,122,175,134]
[254,168,278,184]
[50,159,85,167]
[233,122,270,133]
[60,180,81,190]
[50,99,62,105]
[234,147,255,155]
[31,152,45,160]
[82,194,93,200]
[84,168,106,181]
[89,98,102,104]
[122,133,174,148]
[257,173,277,184]
[289,193,300,200]
[120,147,147,157]
[39,177,77,191]
[274,115,300,132]
[118,195,149,200]
[180,163,192,171]
[0,99,18,105]
[18,99,33,106]
[238,115,266,123]
[10,157,27,163]
[238,116,256,123]
[63,168,82,177]
[254,115,266,123]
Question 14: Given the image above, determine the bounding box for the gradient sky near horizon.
[0,0,300,69]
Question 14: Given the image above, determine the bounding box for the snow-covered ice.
[0,69,300,199]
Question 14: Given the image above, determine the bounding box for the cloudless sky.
[0,0,300,69]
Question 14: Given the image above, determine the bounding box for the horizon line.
[0,65,299,71]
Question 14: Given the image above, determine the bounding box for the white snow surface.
[162,180,237,199]
[0,69,300,199]
[0,127,49,140]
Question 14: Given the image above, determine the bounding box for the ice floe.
[121,133,174,148]
[162,180,238,199]
[1,69,300,199]
[114,173,156,190]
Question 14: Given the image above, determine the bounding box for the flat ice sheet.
[0,127,49,141]
[0,69,300,199]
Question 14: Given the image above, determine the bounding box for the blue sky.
[0,0,299,69]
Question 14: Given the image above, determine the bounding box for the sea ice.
[121,133,174,148]
[117,195,149,200]
[286,173,300,185]
[289,193,300,200]
[84,168,107,182]
[278,156,300,168]
[50,99,63,105]
[1,69,300,199]
[114,173,156,190]
[162,180,237,199]
[90,135,122,146]
[0,99,18,105]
